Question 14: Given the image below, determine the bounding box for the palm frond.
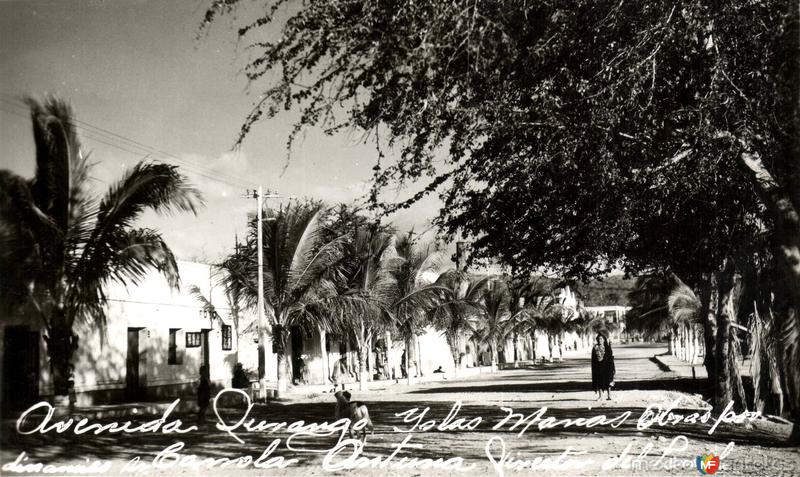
[95,161,202,232]
[189,285,222,322]
[287,206,324,281]
[668,275,702,324]
[26,96,88,232]
[66,227,180,330]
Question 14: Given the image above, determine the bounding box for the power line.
[0,98,254,189]
[0,95,257,189]
[0,100,251,189]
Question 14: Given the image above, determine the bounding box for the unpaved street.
[3,343,798,476]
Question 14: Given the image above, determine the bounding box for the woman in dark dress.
[591,334,616,400]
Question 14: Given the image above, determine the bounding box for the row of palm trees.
[214,202,619,392]
[0,96,620,402]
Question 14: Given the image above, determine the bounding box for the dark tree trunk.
[738,149,800,419]
[272,326,288,394]
[405,336,413,384]
[698,276,716,384]
[45,309,77,402]
[713,264,739,413]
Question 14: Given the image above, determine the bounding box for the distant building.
[584,305,629,334]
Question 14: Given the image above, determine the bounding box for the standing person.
[375,346,386,380]
[591,334,616,400]
[330,355,351,392]
[232,363,249,389]
[197,365,211,423]
[400,350,407,379]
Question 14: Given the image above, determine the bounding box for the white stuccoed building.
[0,259,461,409]
[1,260,258,408]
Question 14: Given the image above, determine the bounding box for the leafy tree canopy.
[203,0,798,283]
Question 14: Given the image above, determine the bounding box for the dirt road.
[3,343,798,476]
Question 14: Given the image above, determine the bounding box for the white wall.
[416,326,455,375]
[4,260,260,403]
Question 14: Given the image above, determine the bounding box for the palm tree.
[667,276,703,364]
[625,272,677,348]
[430,271,492,375]
[538,308,564,361]
[0,97,202,402]
[576,310,619,344]
[472,279,514,371]
[507,278,560,362]
[219,201,346,393]
[334,224,400,390]
[391,232,447,384]
[0,170,53,317]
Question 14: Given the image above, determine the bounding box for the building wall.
[416,326,455,375]
[1,260,262,407]
[284,327,325,385]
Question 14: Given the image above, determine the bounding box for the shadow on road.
[409,377,709,395]
[2,392,792,470]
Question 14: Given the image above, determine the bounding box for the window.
[222,324,232,351]
[186,332,202,348]
[168,329,183,365]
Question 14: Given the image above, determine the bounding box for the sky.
[0,0,445,263]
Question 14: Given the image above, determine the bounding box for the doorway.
[2,326,39,411]
[201,329,210,370]
[290,326,304,383]
[126,328,147,401]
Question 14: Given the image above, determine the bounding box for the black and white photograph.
[1,1,799,476]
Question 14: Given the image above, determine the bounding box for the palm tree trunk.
[46,310,77,407]
[405,336,413,385]
[547,333,554,360]
[513,332,519,363]
[490,340,498,372]
[276,352,288,394]
[416,335,423,377]
[358,338,369,392]
[447,335,461,377]
[274,328,289,395]
[684,325,690,361]
[668,330,675,355]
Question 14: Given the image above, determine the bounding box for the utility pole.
[245,186,281,401]
[256,186,266,401]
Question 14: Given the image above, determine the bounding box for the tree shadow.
[2,395,793,472]
[409,377,710,395]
